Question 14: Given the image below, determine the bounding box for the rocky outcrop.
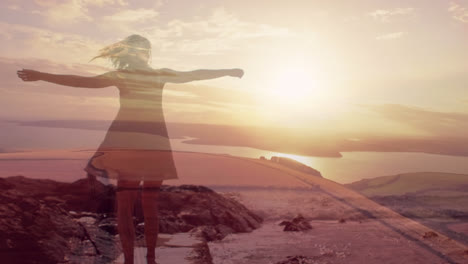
[0,177,118,264]
[189,225,235,242]
[0,176,263,263]
[157,185,263,234]
[276,254,335,264]
[276,256,316,264]
[279,215,313,232]
[0,193,82,264]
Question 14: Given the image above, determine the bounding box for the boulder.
[281,215,313,232]
[189,224,235,242]
[0,180,85,264]
[157,184,263,234]
[276,255,318,264]
[0,176,263,263]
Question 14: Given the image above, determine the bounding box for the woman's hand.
[229,68,244,78]
[17,69,42,82]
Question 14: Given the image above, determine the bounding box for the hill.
[346,172,468,246]
[345,172,468,197]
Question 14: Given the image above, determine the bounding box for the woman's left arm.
[155,68,243,83]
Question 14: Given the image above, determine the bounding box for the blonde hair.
[91,34,151,69]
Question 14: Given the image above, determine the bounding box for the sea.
[1,121,468,184]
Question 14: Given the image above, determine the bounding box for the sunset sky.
[1,0,468,155]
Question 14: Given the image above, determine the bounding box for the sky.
[1,0,468,155]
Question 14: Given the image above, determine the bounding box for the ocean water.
[1,122,468,183]
[172,138,468,183]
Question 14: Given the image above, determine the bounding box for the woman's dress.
[84,70,178,181]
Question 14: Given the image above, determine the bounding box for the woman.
[17,34,243,264]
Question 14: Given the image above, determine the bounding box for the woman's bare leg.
[142,180,162,262]
[116,180,140,264]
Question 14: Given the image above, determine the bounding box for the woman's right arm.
[17,69,115,88]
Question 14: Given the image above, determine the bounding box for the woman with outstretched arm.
[18,34,243,264]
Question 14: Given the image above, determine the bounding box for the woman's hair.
[91,34,151,69]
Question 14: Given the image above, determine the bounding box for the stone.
[0,176,263,263]
[282,215,313,232]
[423,231,439,239]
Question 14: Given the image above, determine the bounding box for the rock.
[276,253,338,264]
[187,241,214,264]
[158,213,193,233]
[162,184,214,193]
[59,178,115,214]
[3,176,115,214]
[275,255,317,264]
[190,226,219,242]
[189,224,234,242]
[215,224,235,239]
[0,176,263,263]
[157,185,263,234]
[179,210,213,226]
[98,217,118,236]
[423,231,439,239]
[282,215,313,232]
[0,184,85,264]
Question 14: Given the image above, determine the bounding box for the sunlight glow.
[269,66,320,106]
[252,59,343,127]
[269,152,316,168]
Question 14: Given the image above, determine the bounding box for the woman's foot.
[147,248,156,264]
[146,255,157,264]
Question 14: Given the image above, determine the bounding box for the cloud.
[375,31,407,40]
[2,4,292,61]
[102,8,159,23]
[0,22,105,63]
[98,7,161,34]
[369,8,414,22]
[7,4,21,10]
[35,0,128,25]
[449,2,468,23]
[369,104,468,138]
[142,8,292,56]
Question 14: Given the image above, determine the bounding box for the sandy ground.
[210,221,446,264]
[208,184,467,264]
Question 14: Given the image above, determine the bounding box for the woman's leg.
[116,179,140,264]
[142,180,163,261]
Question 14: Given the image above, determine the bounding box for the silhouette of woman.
[17,34,243,264]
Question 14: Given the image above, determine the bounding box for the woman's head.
[91,34,152,69]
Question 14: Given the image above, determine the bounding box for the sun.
[252,61,339,126]
[260,62,325,111]
[269,66,319,105]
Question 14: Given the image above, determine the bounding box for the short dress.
[84,70,178,182]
